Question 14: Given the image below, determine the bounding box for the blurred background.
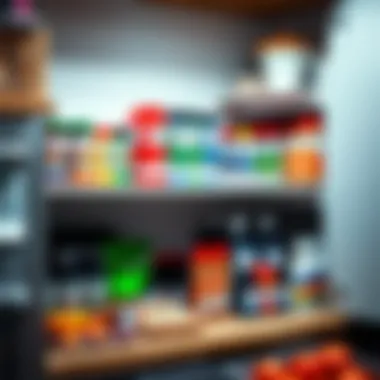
[0,0,379,380]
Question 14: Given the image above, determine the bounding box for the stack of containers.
[168,112,220,188]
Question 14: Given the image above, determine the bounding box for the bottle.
[289,235,323,310]
[253,213,285,315]
[256,213,284,269]
[229,214,257,315]
[92,124,113,187]
[112,127,130,188]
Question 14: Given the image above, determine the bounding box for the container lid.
[94,123,113,140]
[129,104,168,133]
[256,33,312,54]
[192,242,229,263]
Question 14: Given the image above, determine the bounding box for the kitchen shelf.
[224,92,320,121]
[46,185,317,202]
[46,308,346,378]
[149,0,333,17]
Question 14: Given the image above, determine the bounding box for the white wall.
[318,0,380,320]
[41,0,258,121]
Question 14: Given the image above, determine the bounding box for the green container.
[102,239,151,301]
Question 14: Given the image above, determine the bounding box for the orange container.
[285,114,323,185]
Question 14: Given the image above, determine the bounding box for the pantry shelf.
[149,0,333,17]
[225,93,320,121]
[45,308,347,378]
[46,185,318,202]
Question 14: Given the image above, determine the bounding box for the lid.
[94,123,113,141]
[129,104,168,132]
[67,118,92,137]
[256,33,312,54]
[257,213,277,234]
[193,242,229,263]
[229,214,249,235]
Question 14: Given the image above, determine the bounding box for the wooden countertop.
[46,308,347,378]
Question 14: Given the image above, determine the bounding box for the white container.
[260,50,312,93]
[257,34,314,93]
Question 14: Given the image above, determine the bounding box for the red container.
[129,104,168,143]
[132,143,167,189]
[189,242,230,313]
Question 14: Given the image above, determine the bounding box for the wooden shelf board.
[46,309,347,378]
[149,0,333,17]
[46,185,317,202]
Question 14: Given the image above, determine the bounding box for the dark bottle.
[229,213,257,315]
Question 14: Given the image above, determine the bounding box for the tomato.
[252,358,284,380]
[318,343,354,376]
[287,352,323,380]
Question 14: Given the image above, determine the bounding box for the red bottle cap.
[129,104,168,134]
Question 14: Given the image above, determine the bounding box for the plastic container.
[102,239,152,302]
[256,33,314,93]
[229,214,257,314]
[285,114,323,185]
[168,112,216,188]
[45,118,70,187]
[132,143,167,189]
[189,241,230,313]
[111,127,130,188]
[289,235,326,310]
[255,123,284,184]
[129,104,168,144]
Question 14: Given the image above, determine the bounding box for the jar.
[256,33,314,93]
[285,114,323,186]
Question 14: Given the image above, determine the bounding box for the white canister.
[256,34,315,93]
